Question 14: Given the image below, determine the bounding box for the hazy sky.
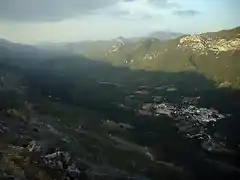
[0,0,239,44]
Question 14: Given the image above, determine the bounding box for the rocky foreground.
[0,107,157,180]
[1,95,240,180]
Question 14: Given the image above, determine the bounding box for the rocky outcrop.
[143,52,161,60]
[28,140,42,152]
[0,121,9,134]
[178,34,240,55]
[27,140,82,179]
[107,37,126,53]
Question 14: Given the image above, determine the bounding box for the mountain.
[36,31,183,56]
[0,39,45,68]
[87,26,240,88]
[37,38,127,55]
[147,31,184,40]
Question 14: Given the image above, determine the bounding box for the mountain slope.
[88,27,240,88]
[0,39,39,57]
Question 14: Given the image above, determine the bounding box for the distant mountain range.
[1,27,240,88]
[36,31,184,55]
[147,31,184,40]
[0,39,39,58]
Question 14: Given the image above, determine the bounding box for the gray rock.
[27,140,42,152]
[44,151,71,169]
[0,121,9,134]
[67,163,81,179]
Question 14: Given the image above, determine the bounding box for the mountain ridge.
[36,31,184,54]
[1,27,240,88]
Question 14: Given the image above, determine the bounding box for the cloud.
[125,0,180,8]
[173,10,200,17]
[0,0,182,22]
[118,0,162,19]
[94,0,180,20]
[0,0,116,22]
